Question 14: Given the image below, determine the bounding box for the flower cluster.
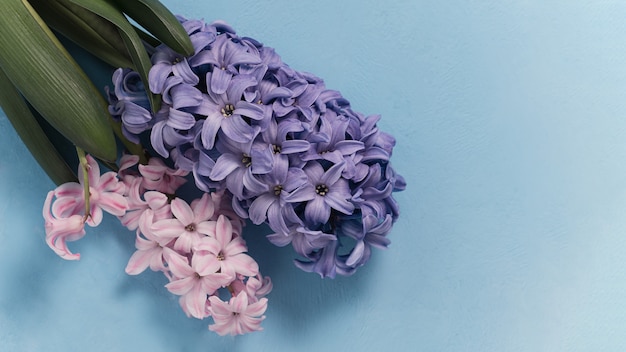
[43,154,271,335]
[108,17,405,278]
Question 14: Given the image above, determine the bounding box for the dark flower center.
[217,251,225,261]
[315,184,329,196]
[221,103,235,117]
[272,144,281,154]
[185,223,196,232]
[274,185,283,196]
[241,154,252,167]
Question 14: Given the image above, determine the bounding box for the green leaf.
[67,0,161,112]
[29,0,133,69]
[0,68,77,185]
[112,0,194,56]
[0,0,117,162]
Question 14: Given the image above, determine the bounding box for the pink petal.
[98,172,122,192]
[163,248,194,277]
[232,290,249,313]
[165,276,195,295]
[170,198,195,225]
[245,297,268,317]
[151,219,184,238]
[185,283,209,319]
[200,272,231,293]
[208,296,232,316]
[192,193,215,223]
[84,155,101,188]
[192,252,220,276]
[195,221,216,237]
[45,214,86,260]
[54,182,82,198]
[86,206,103,227]
[134,231,157,251]
[224,253,259,277]
[215,215,233,246]
[125,247,159,275]
[223,236,247,256]
[194,236,221,255]
[97,192,128,216]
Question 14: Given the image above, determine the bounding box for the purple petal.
[234,101,264,121]
[304,196,330,224]
[201,112,223,149]
[210,69,233,95]
[148,63,172,93]
[321,162,345,185]
[166,108,196,130]
[334,140,364,156]
[248,194,276,224]
[170,84,203,109]
[172,58,200,85]
[221,116,255,143]
[281,140,310,154]
[150,121,169,157]
[209,153,242,181]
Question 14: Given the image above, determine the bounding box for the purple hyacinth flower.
[294,239,339,279]
[208,137,272,199]
[266,226,336,258]
[271,68,325,122]
[248,155,314,235]
[302,110,364,165]
[150,104,198,158]
[341,213,393,268]
[189,34,262,94]
[110,68,150,109]
[197,74,265,150]
[301,161,354,225]
[258,117,310,168]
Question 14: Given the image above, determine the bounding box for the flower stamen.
[241,154,252,167]
[315,184,329,196]
[221,103,235,117]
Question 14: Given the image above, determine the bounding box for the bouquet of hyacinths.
[0,0,404,336]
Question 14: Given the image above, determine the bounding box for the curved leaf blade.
[0,0,117,162]
[68,0,161,112]
[0,68,77,185]
[112,0,194,56]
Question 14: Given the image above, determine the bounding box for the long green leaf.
[68,0,161,112]
[29,0,133,69]
[112,0,194,56]
[0,68,77,185]
[0,0,117,162]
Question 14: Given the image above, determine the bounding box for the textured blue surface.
[3,1,626,351]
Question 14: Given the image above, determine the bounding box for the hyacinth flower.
[106,17,405,279]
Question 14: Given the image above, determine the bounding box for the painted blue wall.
[2,1,626,351]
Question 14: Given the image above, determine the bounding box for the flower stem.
[76,146,91,223]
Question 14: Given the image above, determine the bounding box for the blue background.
[2,0,626,351]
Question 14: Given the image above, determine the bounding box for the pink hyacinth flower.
[55,154,128,227]
[125,208,172,275]
[164,248,231,319]
[151,194,215,253]
[208,290,268,336]
[79,155,128,226]
[43,191,86,260]
[193,215,259,280]
[138,157,188,194]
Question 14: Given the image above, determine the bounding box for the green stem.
[76,146,91,223]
